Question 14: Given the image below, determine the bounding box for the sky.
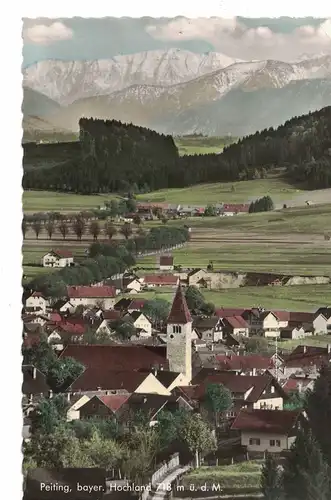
[22,15,331,67]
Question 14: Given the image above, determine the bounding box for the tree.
[120,223,133,240]
[121,428,159,484]
[89,220,101,241]
[161,217,168,224]
[204,383,232,427]
[142,299,170,327]
[261,453,283,500]
[284,390,306,411]
[104,221,117,240]
[185,286,205,311]
[32,219,42,239]
[133,214,142,227]
[30,395,69,435]
[111,319,136,340]
[48,357,85,392]
[109,199,119,219]
[45,219,55,239]
[72,216,86,241]
[306,365,331,465]
[244,336,269,353]
[204,204,217,217]
[283,429,331,500]
[156,409,189,451]
[58,220,69,240]
[22,218,27,239]
[84,430,123,472]
[126,198,137,213]
[180,413,216,467]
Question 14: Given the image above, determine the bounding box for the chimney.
[327,344,331,354]
[32,367,37,379]
[143,397,147,404]
[252,368,256,376]
[67,393,71,402]
[297,382,303,393]
[303,345,307,354]
[210,344,214,352]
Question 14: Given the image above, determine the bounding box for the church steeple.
[167,283,192,324]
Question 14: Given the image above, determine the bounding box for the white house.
[125,311,152,336]
[159,255,174,271]
[25,292,49,314]
[42,249,74,268]
[67,286,116,309]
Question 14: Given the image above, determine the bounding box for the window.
[270,440,275,447]
[276,440,281,447]
[172,325,182,334]
[249,438,261,445]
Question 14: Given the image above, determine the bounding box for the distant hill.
[22,87,60,117]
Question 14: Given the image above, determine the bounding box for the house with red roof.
[231,409,302,452]
[67,285,116,309]
[243,308,280,337]
[215,354,274,376]
[143,274,179,288]
[127,298,148,313]
[283,344,331,371]
[222,316,249,337]
[42,249,74,268]
[159,255,174,271]
[215,308,246,318]
[79,394,130,420]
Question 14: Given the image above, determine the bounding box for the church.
[166,283,193,383]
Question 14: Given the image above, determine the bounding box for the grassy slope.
[23,191,116,213]
[182,461,262,489]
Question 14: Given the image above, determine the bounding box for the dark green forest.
[23,106,331,194]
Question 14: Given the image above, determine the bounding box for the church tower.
[166,283,192,382]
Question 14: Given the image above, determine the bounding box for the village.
[22,236,331,487]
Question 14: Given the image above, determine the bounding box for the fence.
[140,453,180,500]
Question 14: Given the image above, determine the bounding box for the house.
[127,298,148,313]
[187,269,211,288]
[231,409,302,453]
[108,276,142,294]
[66,395,90,421]
[281,377,315,395]
[67,368,171,396]
[95,319,114,337]
[42,249,74,268]
[140,369,190,391]
[313,309,331,335]
[192,316,223,342]
[283,344,331,371]
[215,308,246,318]
[159,255,174,271]
[124,311,152,337]
[114,298,133,311]
[143,274,179,288]
[243,308,280,337]
[215,354,275,376]
[25,292,49,314]
[67,286,116,309]
[102,309,123,321]
[79,394,130,420]
[222,316,249,337]
[50,299,76,314]
[194,373,285,416]
[46,318,88,346]
[280,323,307,340]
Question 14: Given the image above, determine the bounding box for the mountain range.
[22,49,331,138]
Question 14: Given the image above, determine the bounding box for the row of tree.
[248,195,274,213]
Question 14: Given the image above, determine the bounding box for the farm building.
[42,249,74,268]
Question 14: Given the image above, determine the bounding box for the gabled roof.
[67,286,116,299]
[70,368,151,392]
[282,378,313,393]
[160,255,174,266]
[289,312,314,324]
[224,316,249,329]
[192,316,220,330]
[167,283,192,324]
[60,345,168,371]
[215,354,273,371]
[315,307,331,320]
[45,249,73,258]
[273,310,290,322]
[284,345,331,369]
[114,298,132,310]
[120,393,170,420]
[102,309,122,320]
[194,373,277,403]
[128,298,148,310]
[29,291,46,299]
[144,274,178,285]
[231,409,301,434]
[215,308,246,318]
[129,310,150,322]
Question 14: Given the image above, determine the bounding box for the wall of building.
[241,431,292,452]
[136,375,171,396]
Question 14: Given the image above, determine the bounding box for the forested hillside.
[23,107,331,193]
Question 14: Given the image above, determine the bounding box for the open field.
[174,135,237,156]
[183,204,331,235]
[270,335,331,350]
[126,284,331,313]
[23,191,116,213]
[137,176,302,205]
[182,461,262,489]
